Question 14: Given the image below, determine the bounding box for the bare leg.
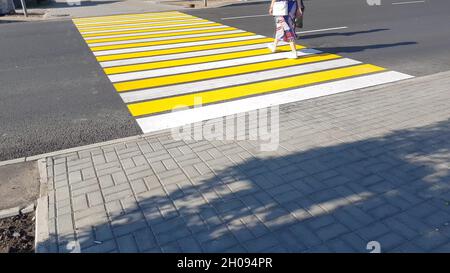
[289,40,296,53]
[268,37,279,53]
[286,40,298,59]
[273,38,279,48]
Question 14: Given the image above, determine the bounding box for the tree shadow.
[298,28,389,40]
[44,118,450,253]
[311,41,417,54]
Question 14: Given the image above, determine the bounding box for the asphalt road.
[186,0,450,76]
[1,0,449,161]
[0,20,141,161]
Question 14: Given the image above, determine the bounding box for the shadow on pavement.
[299,28,389,40]
[48,118,450,253]
[313,41,417,54]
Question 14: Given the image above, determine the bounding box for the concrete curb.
[34,159,50,253]
[0,203,36,220]
[0,134,151,167]
[0,127,172,167]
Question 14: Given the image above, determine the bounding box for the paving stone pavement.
[42,72,450,253]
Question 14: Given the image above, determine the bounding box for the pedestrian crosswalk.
[73,11,413,133]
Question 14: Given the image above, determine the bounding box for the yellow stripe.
[73,12,185,23]
[75,16,196,29]
[105,45,303,74]
[127,64,385,116]
[82,23,221,38]
[85,26,236,44]
[74,15,193,26]
[114,53,340,91]
[78,19,206,33]
[96,37,273,62]
[74,14,187,25]
[91,32,253,52]
[72,12,192,23]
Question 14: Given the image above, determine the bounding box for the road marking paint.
[81,22,218,38]
[296,26,348,35]
[109,47,309,82]
[99,43,286,68]
[120,58,362,103]
[84,25,229,42]
[221,14,271,20]
[90,30,248,52]
[114,52,338,91]
[95,37,273,62]
[73,11,185,23]
[94,34,264,57]
[77,18,205,32]
[73,11,413,134]
[75,16,196,28]
[104,44,297,74]
[88,27,238,47]
[392,1,425,5]
[127,64,386,117]
[74,14,189,26]
[79,19,208,35]
[135,72,413,133]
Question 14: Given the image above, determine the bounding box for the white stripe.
[75,16,196,28]
[77,18,200,31]
[84,25,229,41]
[296,26,348,35]
[100,43,279,68]
[94,35,265,56]
[392,1,425,5]
[79,19,205,34]
[74,13,189,25]
[75,12,183,19]
[108,48,320,82]
[89,30,244,47]
[222,14,270,20]
[120,58,361,103]
[135,71,413,133]
[80,20,207,35]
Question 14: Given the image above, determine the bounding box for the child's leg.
[273,38,279,48]
[289,40,297,53]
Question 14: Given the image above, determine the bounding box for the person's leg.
[286,1,298,58]
[287,40,297,58]
[274,38,279,48]
[268,17,280,53]
[289,40,296,53]
[268,38,278,52]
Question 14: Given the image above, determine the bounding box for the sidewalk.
[43,0,184,19]
[33,71,450,253]
[0,0,184,22]
[2,0,257,22]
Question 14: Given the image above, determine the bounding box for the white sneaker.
[287,51,298,59]
[267,43,276,53]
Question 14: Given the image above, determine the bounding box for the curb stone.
[34,159,50,253]
[0,206,21,220]
[0,203,36,220]
[21,203,36,214]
